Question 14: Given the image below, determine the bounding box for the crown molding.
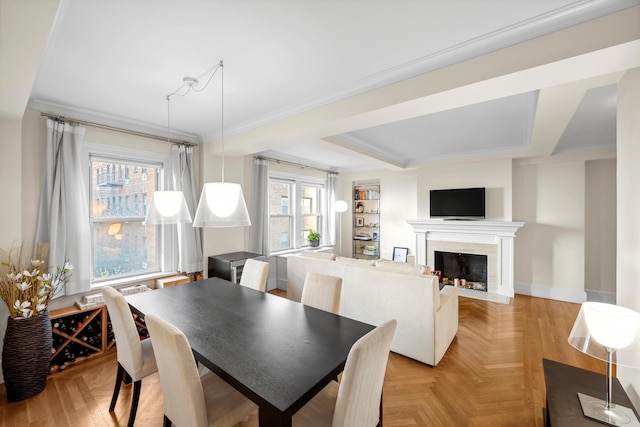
[27,98,199,143]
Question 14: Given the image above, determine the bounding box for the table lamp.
[568,302,640,426]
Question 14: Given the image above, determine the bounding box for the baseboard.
[585,289,616,304]
[514,282,587,304]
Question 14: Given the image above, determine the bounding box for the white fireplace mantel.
[407,219,524,303]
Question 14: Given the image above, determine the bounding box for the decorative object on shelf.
[356,217,364,227]
[392,247,409,263]
[568,302,640,426]
[356,202,364,213]
[307,230,321,247]
[0,243,73,402]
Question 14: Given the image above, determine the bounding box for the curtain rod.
[256,156,339,175]
[39,112,197,147]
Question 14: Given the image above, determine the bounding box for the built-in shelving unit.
[49,302,149,373]
[353,181,380,259]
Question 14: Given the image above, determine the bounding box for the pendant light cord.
[165,60,225,182]
[221,60,225,183]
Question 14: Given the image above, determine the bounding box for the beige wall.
[0,118,22,247]
[416,158,513,221]
[585,158,616,297]
[340,169,417,260]
[513,158,586,301]
[617,68,640,408]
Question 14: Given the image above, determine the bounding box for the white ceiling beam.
[528,72,626,158]
[0,0,59,119]
[224,6,640,159]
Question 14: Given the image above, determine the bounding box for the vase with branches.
[0,243,73,402]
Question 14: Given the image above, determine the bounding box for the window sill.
[90,271,180,290]
[270,245,336,257]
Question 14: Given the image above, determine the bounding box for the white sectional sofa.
[287,252,458,366]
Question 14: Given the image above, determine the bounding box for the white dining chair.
[102,286,158,427]
[293,319,397,427]
[145,314,258,427]
[239,258,269,292]
[301,272,343,314]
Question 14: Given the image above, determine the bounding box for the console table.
[543,358,640,426]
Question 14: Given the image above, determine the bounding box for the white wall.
[512,158,586,302]
[616,68,640,410]
[585,158,616,300]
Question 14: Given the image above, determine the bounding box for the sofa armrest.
[433,285,459,366]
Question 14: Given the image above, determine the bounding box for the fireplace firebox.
[434,251,488,292]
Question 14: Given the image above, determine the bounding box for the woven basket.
[2,310,52,402]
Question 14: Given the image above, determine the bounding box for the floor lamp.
[334,200,348,256]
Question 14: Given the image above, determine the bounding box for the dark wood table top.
[126,278,375,426]
[543,358,640,426]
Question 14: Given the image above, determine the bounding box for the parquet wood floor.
[0,293,604,426]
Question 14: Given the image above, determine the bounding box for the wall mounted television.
[429,187,485,219]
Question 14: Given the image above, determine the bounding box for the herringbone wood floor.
[0,293,603,426]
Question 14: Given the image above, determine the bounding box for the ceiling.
[7,0,640,171]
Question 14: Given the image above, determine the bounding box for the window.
[89,156,161,282]
[268,173,326,253]
[269,180,293,252]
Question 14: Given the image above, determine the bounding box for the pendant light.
[143,88,192,225]
[193,61,251,228]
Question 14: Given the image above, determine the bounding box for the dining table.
[125,277,375,427]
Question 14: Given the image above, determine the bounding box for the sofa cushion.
[335,256,375,266]
[299,251,337,260]
[374,259,427,275]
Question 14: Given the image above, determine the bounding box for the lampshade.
[192,182,251,227]
[568,302,640,426]
[334,200,348,213]
[568,302,640,367]
[143,191,193,225]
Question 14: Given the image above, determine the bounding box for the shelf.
[50,304,113,373]
[49,299,150,373]
[353,181,380,260]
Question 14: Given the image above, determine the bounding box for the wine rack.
[50,304,114,373]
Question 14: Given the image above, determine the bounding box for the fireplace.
[435,251,487,292]
[407,219,524,303]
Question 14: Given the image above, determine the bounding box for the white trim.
[585,289,617,304]
[82,142,177,283]
[514,281,587,304]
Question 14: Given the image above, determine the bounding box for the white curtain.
[35,119,90,295]
[327,172,339,246]
[168,145,202,273]
[248,158,269,255]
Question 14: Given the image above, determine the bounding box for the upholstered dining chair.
[145,314,258,427]
[239,258,269,292]
[101,286,158,427]
[301,272,343,314]
[293,319,397,427]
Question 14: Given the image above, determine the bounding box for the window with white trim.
[89,154,163,282]
[268,174,325,253]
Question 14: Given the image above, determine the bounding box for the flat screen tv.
[430,187,485,219]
